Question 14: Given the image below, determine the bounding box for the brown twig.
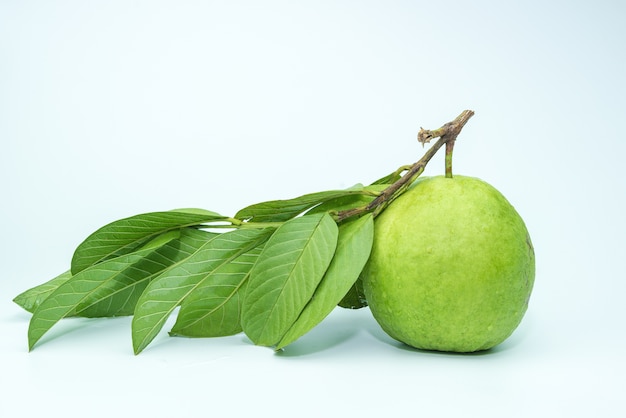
[334,110,474,222]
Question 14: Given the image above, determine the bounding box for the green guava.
[362,175,535,352]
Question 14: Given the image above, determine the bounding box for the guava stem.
[445,139,455,178]
[333,110,474,222]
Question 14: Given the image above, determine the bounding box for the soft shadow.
[391,341,501,357]
[275,329,358,357]
[275,310,369,358]
[31,316,130,350]
[365,319,526,357]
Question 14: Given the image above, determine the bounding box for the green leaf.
[131,227,274,354]
[13,270,72,313]
[337,276,368,309]
[76,229,216,317]
[305,194,374,216]
[235,185,372,223]
[70,209,226,274]
[276,214,374,349]
[28,249,155,350]
[372,169,404,185]
[241,213,339,347]
[169,244,264,338]
[170,208,224,216]
[27,229,214,350]
[303,184,386,217]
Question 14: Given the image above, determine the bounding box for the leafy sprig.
[13,110,474,354]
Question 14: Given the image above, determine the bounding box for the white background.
[1,1,625,416]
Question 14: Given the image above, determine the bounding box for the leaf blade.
[337,276,368,309]
[76,229,216,317]
[235,185,374,223]
[26,228,215,350]
[13,270,72,313]
[70,209,226,274]
[276,214,374,349]
[241,213,339,347]
[131,228,273,354]
[28,249,155,351]
[169,245,264,338]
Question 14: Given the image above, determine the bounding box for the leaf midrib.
[253,214,330,344]
[133,231,271,353]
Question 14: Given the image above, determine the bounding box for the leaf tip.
[132,343,143,355]
[27,336,38,352]
[131,335,147,355]
[131,329,152,355]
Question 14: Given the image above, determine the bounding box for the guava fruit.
[362,175,535,352]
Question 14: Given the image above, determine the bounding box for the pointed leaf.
[170,208,224,216]
[131,227,274,354]
[14,230,195,315]
[71,209,226,274]
[276,214,374,349]
[241,213,338,347]
[28,248,156,351]
[169,244,264,338]
[76,229,216,317]
[337,276,368,309]
[305,194,376,216]
[235,185,372,223]
[13,270,72,313]
[27,229,214,350]
[371,168,405,185]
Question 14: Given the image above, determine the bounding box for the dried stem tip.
[418,110,475,146]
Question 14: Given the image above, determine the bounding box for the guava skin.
[362,175,535,352]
